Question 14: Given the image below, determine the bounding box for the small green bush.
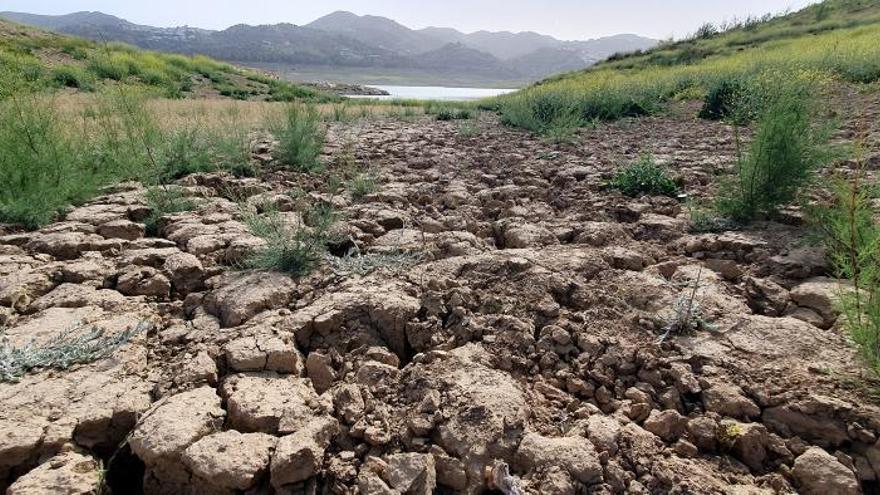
[0,94,97,227]
[143,186,195,235]
[51,65,96,90]
[812,152,880,371]
[87,54,129,81]
[609,156,680,197]
[433,107,472,121]
[241,205,331,276]
[348,173,378,201]
[715,89,826,222]
[699,78,747,121]
[270,104,326,172]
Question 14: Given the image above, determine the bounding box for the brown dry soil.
[2,89,880,495]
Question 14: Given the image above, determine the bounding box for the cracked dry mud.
[2,96,880,495]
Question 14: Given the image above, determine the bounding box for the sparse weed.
[0,321,150,383]
[348,173,379,201]
[715,88,827,222]
[143,186,195,235]
[241,204,332,276]
[270,103,325,173]
[657,267,714,343]
[328,246,422,277]
[609,155,680,198]
[457,121,479,138]
[812,142,880,371]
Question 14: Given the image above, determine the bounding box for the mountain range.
[0,10,658,86]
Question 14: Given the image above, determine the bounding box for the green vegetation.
[0,322,149,383]
[714,88,827,221]
[241,204,335,276]
[609,155,679,198]
[0,92,101,227]
[348,173,379,201]
[432,106,473,121]
[813,146,880,371]
[0,19,335,101]
[270,104,326,172]
[143,186,196,236]
[496,0,880,129]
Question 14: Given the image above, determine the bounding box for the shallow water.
[347,85,515,101]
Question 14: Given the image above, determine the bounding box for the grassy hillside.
[497,0,880,131]
[0,19,335,102]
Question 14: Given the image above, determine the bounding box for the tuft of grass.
[143,186,195,236]
[241,204,333,276]
[609,155,680,198]
[348,173,379,201]
[715,88,827,222]
[0,322,150,383]
[270,104,326,173]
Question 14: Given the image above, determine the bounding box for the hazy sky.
[2,1,817,40]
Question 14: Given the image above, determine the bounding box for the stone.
[203,273,296,327]
[182,430,276,490]
[792,447,860,495]
[306,351,336,393]
[116,266,171,298]
[6,452,101,495]
[721,420,768,472]
[603,246,651,271]
[790,277,852,328]
[0,271,55,310]
[98,219,144,240]
[271,416,338,488]
[642,409,687,442]
[382,453,437,495]
[221,373,320,434]
[702,383,760,420]
[586,414,621,455]
[499,221,558,249]
[687,417,718,452]
[515,432,602,484]
[162,252,205,295]
[24,232,104,260]
[225,335,303,374]
[129,387,225,476]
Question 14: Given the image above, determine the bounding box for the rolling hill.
[0,10,658,86]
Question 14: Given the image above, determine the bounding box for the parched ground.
[2,88,880,495]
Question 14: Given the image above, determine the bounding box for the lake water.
[347,85,516,101]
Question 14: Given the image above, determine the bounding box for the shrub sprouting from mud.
[270,103,326,173]
[715,88,828,222]
[241,203,335,276]
[143,186,196,236]
[609,155,680,198]
[812,144,880,371]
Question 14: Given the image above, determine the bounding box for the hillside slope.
[498,0,880,130]
[0,18,334,102]
[0,10,658,85]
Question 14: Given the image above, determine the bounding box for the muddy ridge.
[2,94,880,494]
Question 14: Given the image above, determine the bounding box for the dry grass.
[52,93,424,131]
